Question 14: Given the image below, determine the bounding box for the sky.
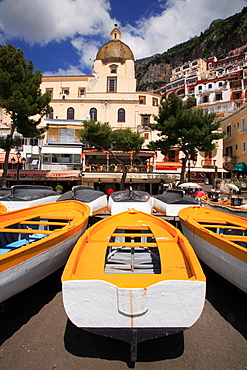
[0,0,247,76]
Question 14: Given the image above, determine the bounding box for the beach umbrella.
[232,162,247,172]
[178,182,201,189]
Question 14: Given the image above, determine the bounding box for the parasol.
[178,182,201,189]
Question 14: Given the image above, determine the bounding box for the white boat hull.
[63,279,205,330]
[181,224,247,293]
[153,197,194,217]
[0,227,86,303]
[1,195,60,212]
[108,198,153,215]
[86,195,107,216]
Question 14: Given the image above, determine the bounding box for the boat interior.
[104,226,161,274]
[197,220,247,249]
[0,217,72,255]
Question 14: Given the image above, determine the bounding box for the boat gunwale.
[179,206,247,262]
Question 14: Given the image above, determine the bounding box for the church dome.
[96,28,134,64]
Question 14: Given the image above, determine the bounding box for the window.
[144,133,149,140]
[236,145,238,150]
[141,115,150,126]
[198,85,203,91]
[67,107,74,120]
[203,95,209,103]
[152,98,158,106]
[242,117,246,131]
[90,108,97,121]
[242,141,246,153]
[60,129,75,143]
[117,108,125,122]
[78,88,85,97]
[107,77,117,92]
[110,64,118,74]
[208,84,212,89]
[215,93,222,101]
[46,107,54,119]
[46,88,53,98]
[62,88,69,95]
[219,82,223,87]
[226,146,232,157]
[139,96,146,105]
[183,64,189,70]
[30,138,38,146]
[226,124,232,138]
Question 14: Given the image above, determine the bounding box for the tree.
[0,44,51,187]
[149,94,224,183]
[77,121,145,190]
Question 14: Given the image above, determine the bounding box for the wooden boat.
[108,189,153,215]
[57,185,107,216]
[153,189,198,217]
[179,206,247,293]
[201,198,247,219]
[62,209,206,361]
[0,185,60,212]
[0,200,90,303]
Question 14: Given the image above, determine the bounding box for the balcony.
[84,164,154,173]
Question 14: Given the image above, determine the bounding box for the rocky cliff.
[136,7,247,91]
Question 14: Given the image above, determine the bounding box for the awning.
[232,162,247,172]
[155,162,182,171]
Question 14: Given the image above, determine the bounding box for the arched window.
[118,108,125,122]
[90,108,97,121]
[67,107,74,120]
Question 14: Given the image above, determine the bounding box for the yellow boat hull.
[179,206,247,293]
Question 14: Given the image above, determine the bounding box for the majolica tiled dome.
[96,28,134,64]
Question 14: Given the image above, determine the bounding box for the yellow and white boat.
[108,190,153,215]
[0,200,90,303]
[179,206,247,293]
[62,208,205,361]
[57,185,107,216]
[0,185,60,212]
[201,197,247,219]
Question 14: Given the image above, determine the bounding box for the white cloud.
[43,65,84,76]
[0,0,113,44]
[123,0,247,59]
[71,37,100,69]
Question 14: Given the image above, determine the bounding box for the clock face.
[223,161,235,171]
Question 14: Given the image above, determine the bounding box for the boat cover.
[110,190,150,202]
[0,185,58,201]
[155,190,197,205]
[0,188,11,198]
[57,186,105,203]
